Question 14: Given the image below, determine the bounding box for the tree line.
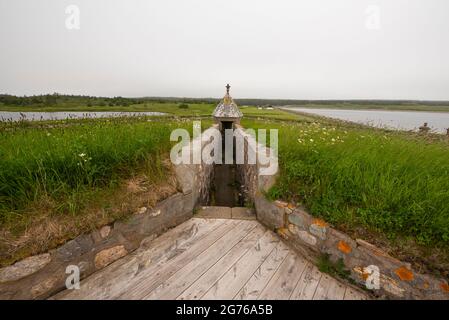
[1,93,448,107]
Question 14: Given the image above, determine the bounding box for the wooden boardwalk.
[52,218,368,300]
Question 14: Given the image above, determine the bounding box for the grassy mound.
[0,117,197,265]
[243,119,449,250]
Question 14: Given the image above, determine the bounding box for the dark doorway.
[209,121,243,207]
[212,164,238,206]
[221,121,233,131]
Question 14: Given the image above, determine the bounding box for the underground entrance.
[208,84,244,207]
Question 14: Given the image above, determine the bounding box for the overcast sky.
[1,0,448,100]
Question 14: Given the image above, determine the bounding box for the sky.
[1,0,449,100]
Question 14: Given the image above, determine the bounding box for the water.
[0,111,166,122]
[284,107,449,134]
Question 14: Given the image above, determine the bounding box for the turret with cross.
[212,84,243,131]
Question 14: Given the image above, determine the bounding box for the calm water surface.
[284,107,449,134]
[0,111,166,122]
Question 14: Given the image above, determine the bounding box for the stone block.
[296,230,318,247]
[113,214,146,243]
[0,253,51,283]
[288,209,312,230]
[99,226,111,239]
[30,275,61,299]
[287,223,298,235]
[182,192,196,214]
[276,228,291,240]
[231,207,256,220]
[174,164,196,195]
[274,200,288,208]
[196,206,232,219]
[394,266,414,282]
[54,234,94,262]
[255,194,285,229]
[322,228,357,261]
[355,238,409,271]
[309,223,327,240]
[94,245,128,269]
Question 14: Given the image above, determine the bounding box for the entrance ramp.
[52,215,368,300]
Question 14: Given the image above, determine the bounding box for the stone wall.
[175,125,217,207]
[260,200,449,300]
[0,126,216,300]
[233,125,279,227]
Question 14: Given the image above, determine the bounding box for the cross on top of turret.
[226,84,231,95]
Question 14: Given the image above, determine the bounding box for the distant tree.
[44,94,57,106]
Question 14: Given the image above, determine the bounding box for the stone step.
[196,206,256,220]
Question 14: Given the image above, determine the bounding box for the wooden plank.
[200,230,280,300]
[143,220,259,299]
[257,252,308,300]
[118,219,242,299]
[290,263,322,300]
[177,225,268,300]
[235,241,290,300]
[325,278,346,300]
[54,216,367,301]
[55,218,226,300]
[313,274,333,300]
[344,287,369,300]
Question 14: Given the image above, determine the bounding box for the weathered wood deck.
[52,217,368,300]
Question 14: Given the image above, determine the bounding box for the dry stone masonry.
[266,201,449,300]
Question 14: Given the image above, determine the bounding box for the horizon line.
[2,93,449,104]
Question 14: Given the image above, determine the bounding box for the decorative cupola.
[212,84,243,131]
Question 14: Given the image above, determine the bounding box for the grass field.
[0,117,208,265]
[0,101,216,116]
[241,118,449,273]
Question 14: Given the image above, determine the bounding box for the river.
[0,111,166,122]
[283,107,449,134]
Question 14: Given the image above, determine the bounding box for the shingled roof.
[212,84,243,119]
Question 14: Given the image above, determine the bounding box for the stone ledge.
[265,200,449,300]
[0,254,51,284]
[231,207,256,220]
[196,206,232,219]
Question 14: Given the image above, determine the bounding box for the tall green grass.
[0,117,194,223]
[242,119,449,247]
